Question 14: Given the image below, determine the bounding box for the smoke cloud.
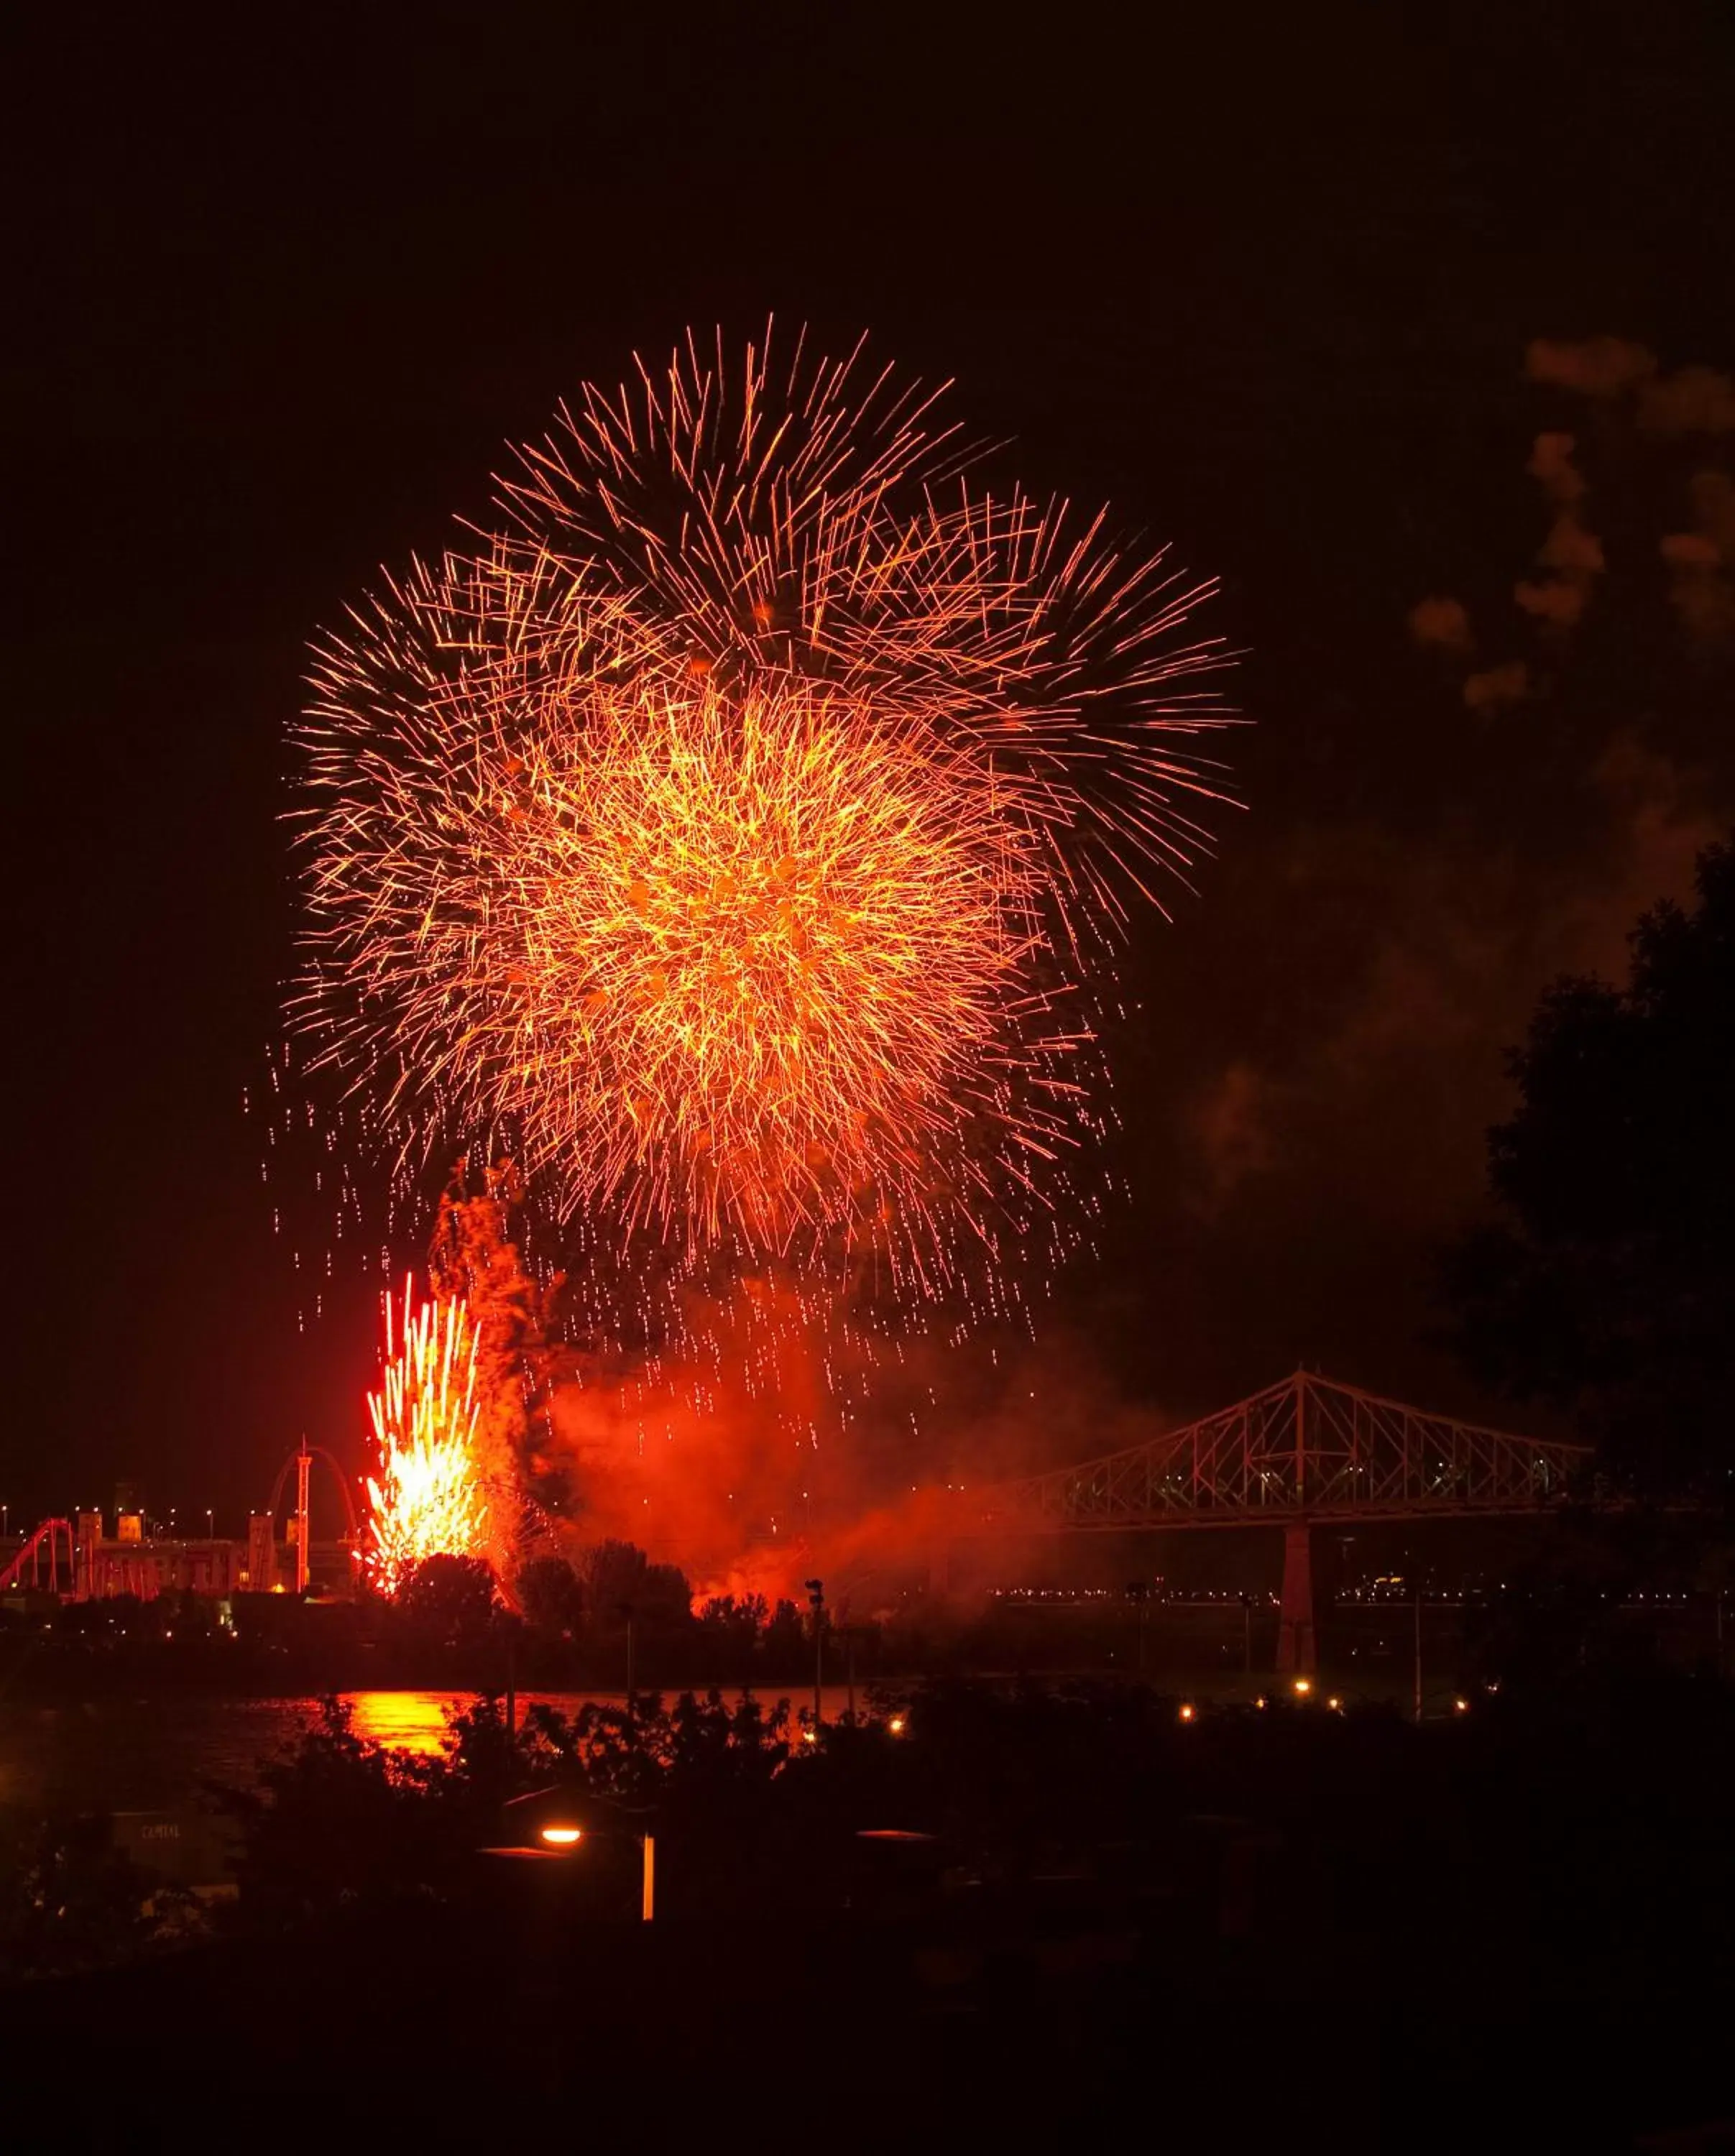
[1660,471,1735,642]
[1639,366,1735,438]
[1511,435,1603,632]
[1408,596,1473,652]
[1419,338,1734,693]
[1179,737,1724,1255]
[1526,430,1586,505]
[1463,660,1531,712]
[1186,1059,1275,1211]
[1524,336,1657,398]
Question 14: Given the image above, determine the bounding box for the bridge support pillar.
[1276,1522,1316,1674]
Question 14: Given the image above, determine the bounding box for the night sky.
[11,6,1734,1524]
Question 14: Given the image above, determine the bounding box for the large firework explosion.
[363,1278,490,1594]
[295,330,1235,1348]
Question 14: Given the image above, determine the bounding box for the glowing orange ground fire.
[364,1279,490,1595]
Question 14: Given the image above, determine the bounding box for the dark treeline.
[0,1539,850,1697]
[4,1508,1731,1701]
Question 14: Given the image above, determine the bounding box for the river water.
[0,1687,875,1813]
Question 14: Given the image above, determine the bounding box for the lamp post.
[1413,1586,1424,1724]
[805,1577,825,1728]
[294,1446,310,1595]
[1126,1580,1151,1676]
[502,1792,655,1921]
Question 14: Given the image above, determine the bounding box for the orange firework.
[364,1278,490,1595]
[517,676,1054,1249]
[295,328,1236,1312]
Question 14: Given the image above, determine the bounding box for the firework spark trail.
[295,329,1237,1331]
[364,1278,490,1593]
[517,679,1057,1244]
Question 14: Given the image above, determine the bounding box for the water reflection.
[339,1685,853,1756]
[0,1685,851,1808]
[341,1691,466,1754]
[339,1690,632,1755]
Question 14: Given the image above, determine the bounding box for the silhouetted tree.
[0,1814,201,1976]
[580,1540,692,1634]
[762,1598,806,1678]
[1445,836,1735,1492]
[397,1554,498,1644]
[516,1554,585,1638]
[696,1592,768,1680]
[218,1698,448,1921]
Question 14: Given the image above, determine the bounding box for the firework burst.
[296,328,1235,1317]
[364,1279,490,1594]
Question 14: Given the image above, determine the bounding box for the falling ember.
[364,1276,491,1595]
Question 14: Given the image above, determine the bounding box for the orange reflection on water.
[341,1691,464,1756]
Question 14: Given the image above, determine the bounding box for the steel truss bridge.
[970,1369,1590,1531]
[956,1370,1593,1672]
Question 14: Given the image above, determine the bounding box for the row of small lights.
[800,1711,907,1747]
[543,1688,1486,1782]
[1176,1678,1471,1720]
[6,1509,223,1536]
[993,1588,1281,1603]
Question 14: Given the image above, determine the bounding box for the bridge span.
[952,1370,1593,1672]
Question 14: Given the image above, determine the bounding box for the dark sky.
[9,4,1734,1522]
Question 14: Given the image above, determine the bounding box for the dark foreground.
[8,1886,1729,2151]
[5,1673,1733,2152]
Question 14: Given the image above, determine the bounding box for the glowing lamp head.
[1178,1702,1196,1723]
[1292,1676,1312,1697]
[888,1715,907,1736]
[540,1825,583,1847]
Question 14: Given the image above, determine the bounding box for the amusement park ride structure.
[0,1444,364,1603]
[264,1442,359,1594]
[0,1439,561,1607]
[954,1369,1594,1671]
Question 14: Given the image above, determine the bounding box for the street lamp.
[205,1508,213,1541]
[497,1787,658,1922]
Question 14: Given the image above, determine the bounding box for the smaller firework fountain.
[364,1277,492,1594]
